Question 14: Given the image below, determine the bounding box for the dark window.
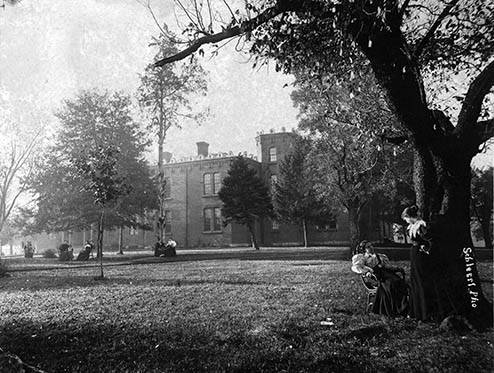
[163,177,171,199]
[213,207,222,231]
[165,210,172,233]
[204,207,222,232]
[316,217,337,231]
[203,208,212,231]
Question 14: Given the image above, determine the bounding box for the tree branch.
[473,119,494,146]
[154,1,296,67]
[456,60,494,136]
[413,0,460,61]
[380,135,408,145]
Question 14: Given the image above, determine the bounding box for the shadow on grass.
[0,315,383,373]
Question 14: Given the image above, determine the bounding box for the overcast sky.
[0,0,298,162]
[0,0,490,167]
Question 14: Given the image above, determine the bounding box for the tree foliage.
[29,90,157,234]
[137,26,208,243]
[218,156,273,249]
[273,136,335,247]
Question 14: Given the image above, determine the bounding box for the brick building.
[6,130,389,255]
[159,130,356,248]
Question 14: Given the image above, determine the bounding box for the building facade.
[5,130,387,255]
[159,130,355,248]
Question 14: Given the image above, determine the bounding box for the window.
[129,226,138,236]
[213,173,221,194]
[204,207,222,232]
[214,207,222,231]
[269,147,277,162]
[270,174,278,190]
[163,177,171,199]
[165,210,172,233]
[203,173,212,195]
[204,172,221,195]
[203,208,212,231]
[316,217,337,231]
[272,219,279,230]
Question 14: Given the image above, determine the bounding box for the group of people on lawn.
[351,205,443,322]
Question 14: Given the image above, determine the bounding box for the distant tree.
[0,128,41,237]
[218,156,273,250]
[29,90,157,257]
[72,144,129,278]
[370,144,416,242]
[290,63,398,252]
[273,136,335,247]
[470,167,493,250]
[137,26,208,244]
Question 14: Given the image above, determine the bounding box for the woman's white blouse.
[351,253,390,274]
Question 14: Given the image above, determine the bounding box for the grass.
[0,248,492,372]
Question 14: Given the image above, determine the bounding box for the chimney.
[163,151,172,163]
[196,141,209,157]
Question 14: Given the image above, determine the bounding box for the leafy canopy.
[28,89,157,233]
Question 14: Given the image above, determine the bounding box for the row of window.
[79,213,336,238]
[166,168,279,198]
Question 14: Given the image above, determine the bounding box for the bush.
[0,260,9,278]
[43,249,57,259]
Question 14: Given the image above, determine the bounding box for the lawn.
[0,248,492,372]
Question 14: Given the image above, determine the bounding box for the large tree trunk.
[479,213,493,250]
[351,13,494,328]
[414,144,492,330]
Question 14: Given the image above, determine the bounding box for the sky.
[0,0,299,163]
[0,0,491,168]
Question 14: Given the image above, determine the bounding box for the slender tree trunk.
[118,225,124,255]
[347,205,361,256]
[97,209,105,279]
[302,218,308,248]
[247,222,259,250]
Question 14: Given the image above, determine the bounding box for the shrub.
[0,260,9,278]
[43,249,57,259]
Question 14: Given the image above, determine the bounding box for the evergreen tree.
[273,136,335,247]
[218,156,273,250]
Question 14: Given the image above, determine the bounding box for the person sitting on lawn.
[77,240,94,261]
[351,240,409,317]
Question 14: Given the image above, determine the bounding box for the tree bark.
[302,218,308,247]
[247,222,259,250]
[479,213,493,250]
[347,205,360,256]
[97,209,105,279]
[413,142,492,329]
[118,225,124,255]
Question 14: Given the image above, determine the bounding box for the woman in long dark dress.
[401,205,439,321]
[351,240,409,317]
